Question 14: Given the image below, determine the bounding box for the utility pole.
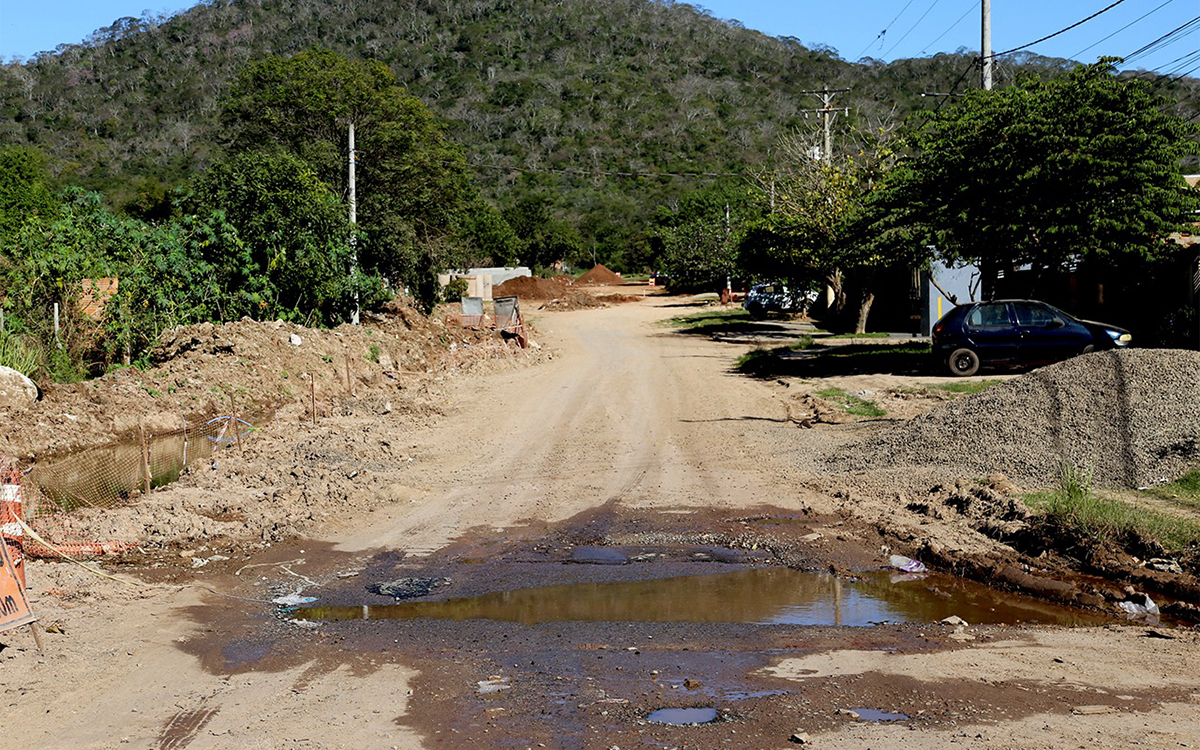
[981,0,993,91]
[348,122,360,325]
[797,85,850,161]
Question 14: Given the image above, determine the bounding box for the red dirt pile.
[493,275,572,300]
[575,264,623,285]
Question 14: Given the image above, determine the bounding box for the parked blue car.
[931,299,1131,376]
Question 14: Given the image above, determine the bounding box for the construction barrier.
[0,521,35,633]
[0,478,24,588]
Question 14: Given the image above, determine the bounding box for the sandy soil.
[3,293,1199,749]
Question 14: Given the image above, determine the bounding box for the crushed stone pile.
[575,264,623,285]
[493,275,572,300]
[830,349,1200,488]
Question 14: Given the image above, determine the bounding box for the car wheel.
[1080,344,1096,355]
[746,302,766,320]
[948,347,981,377]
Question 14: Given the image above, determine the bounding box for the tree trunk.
[855,290,876,334]
[825,269,846,317]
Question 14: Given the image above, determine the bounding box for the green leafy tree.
[502,194,582,270]
[0,146,57,238]
[891,59,1200,298]
[179,149,375,323]
[222,48,499,307]
[741,127,911,332]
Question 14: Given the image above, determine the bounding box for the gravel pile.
[830,349,1200,488]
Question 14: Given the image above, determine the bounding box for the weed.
[1143,468,1200,513]
[662,308,751,329]
[813,386,886,418]
[924,379,1002,395]
[736,336,815,375]
[366,344,381,363]
[0,330,40,377]
[1029,464,1200,552]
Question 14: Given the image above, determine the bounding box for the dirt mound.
[575,264,623,285]
[0,299,545,459]
[830,349,1200,488]
[538,291,606,311]
[493,275,572,300]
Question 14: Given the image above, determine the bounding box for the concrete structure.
[920,261,978,336]
[438,267,531,300]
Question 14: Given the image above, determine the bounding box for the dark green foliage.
[0,146,57,237]
[221,48,496,306]
[502,195,581,270]
[891,60,1200,297]
[8,0,1173,270]
[180,149,366,322]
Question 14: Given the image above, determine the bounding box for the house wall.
[920,262,978,336]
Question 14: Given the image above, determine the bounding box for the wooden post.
[310,373,316,426]
[138,421,151,495]
[229,393,243,454]
[181,412,189,467]
[28,621,44,653]
[345,355,355,398]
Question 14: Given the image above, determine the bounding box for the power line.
[856,0,918,60]
[1124,15,1200,65]
[922,1,980,54]
[882,0,945,58]
[467,161,748,179]
[989,0,1130,59]
[1071,0,1179,61]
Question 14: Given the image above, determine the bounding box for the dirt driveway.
[4,296,1199,749]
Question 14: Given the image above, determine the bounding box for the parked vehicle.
[931,299,1131,376]
[743,283,802,319]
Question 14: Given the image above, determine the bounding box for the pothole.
[291,566,1108,626]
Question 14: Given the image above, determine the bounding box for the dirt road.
[4,296,1199,749]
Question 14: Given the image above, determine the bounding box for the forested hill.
[3,0,1198,262]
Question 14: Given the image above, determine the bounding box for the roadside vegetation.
[661,308,751,330]
[812,387,886,418]
[1028,465,1200,554]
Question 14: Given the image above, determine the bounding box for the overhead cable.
[1071,0,1179,61]
[922,1,980,54]
[882,0,945,58]
[988,0,1130,58]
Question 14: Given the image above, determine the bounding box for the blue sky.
[1,0,1197,76]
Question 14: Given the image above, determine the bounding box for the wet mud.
[151,503,1190,750]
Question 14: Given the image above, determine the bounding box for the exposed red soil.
[575,263,623,285]
[492,275,572,300]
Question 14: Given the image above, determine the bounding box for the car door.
[1011,301,1090,364]
[963,302,1019,364]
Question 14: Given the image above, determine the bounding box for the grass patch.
[823,331,890,339]
[736,337,815,375]
[1028,465,1200,552]
[661,308,751,329]
[923,379,1003,395]
[813,386,886,418]
[1142,468,1200,513]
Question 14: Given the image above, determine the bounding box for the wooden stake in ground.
[310,373,316,426]
[138,421,151,495]
[229,392,243,454]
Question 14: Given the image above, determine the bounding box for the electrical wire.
[467,161,748,178]
[856,0,918,60]
[988,0,1130,58]
[882,0,945,58]
[922,1,980,54]
[1124,15,1200,66]
[1071,0,1179,61]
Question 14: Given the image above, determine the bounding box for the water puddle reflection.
[293,567,1107,627]
[647,708,719,725]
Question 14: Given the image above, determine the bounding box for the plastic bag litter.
[272,593,317,606]
[1118,594,1159,618]
[888,555,928,573]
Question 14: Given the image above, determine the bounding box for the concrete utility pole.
[981,0,993,91]
[348,122,360,326]
[797,85,850,161]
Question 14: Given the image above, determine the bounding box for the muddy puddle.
[293,566,1106,627]
[27,413,262,511]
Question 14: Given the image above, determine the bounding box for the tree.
[0,146,57,238]
[221,48,500,307]
[179,149,375,323]
[741,126,913,332]
[502,194,581,270]
[892,60,1200,298]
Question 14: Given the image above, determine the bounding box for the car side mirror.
[1047,318,1064,328]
